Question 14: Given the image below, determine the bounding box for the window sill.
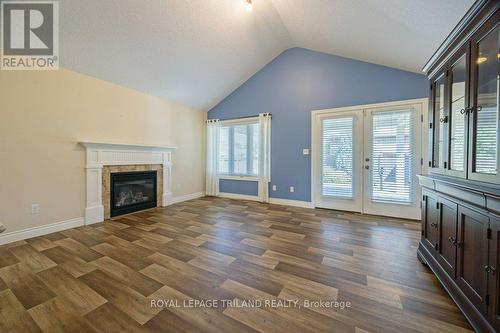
[218,175,259,182]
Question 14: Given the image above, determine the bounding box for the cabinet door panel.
[457,205,489,313]
[422,192,439,253]
[432,73,448,171]
[437,197,458,278]
[448,53,468,177]
[469,15,499,183]
[489,216,500,331]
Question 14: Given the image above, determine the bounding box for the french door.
[312,99,425,220]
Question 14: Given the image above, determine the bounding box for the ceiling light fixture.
[244,0,253,12]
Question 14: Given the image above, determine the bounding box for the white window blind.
[450,58,466,171]
[474,25,498,175]
[475,105,498,174]
[371,110,413,204]
[218,121,260,177]
[321,117,354,198]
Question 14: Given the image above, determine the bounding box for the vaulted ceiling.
[60,0,474,111]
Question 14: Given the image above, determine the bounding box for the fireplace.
[110,171,157,217]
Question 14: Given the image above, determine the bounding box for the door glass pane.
[233,125,248,175]
[450,56,467,171]
[322,117,353,198]
[434,75,446,168]
[371,110,412,203]
[474,26,499,175]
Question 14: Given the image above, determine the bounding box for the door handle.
[485,266,496,275]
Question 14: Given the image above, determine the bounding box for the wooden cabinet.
[418,181,499,332]
[489,216,500,331]
[427,4,499,180]
[437,197,458,278]
[420,1,499,331]
[456,206,490,313]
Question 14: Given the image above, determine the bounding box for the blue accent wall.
[219,179,258,196]
[209,48,428,201]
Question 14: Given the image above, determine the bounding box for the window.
[218,121,260,178]
[321,117,354,198]
[371,109,413,204]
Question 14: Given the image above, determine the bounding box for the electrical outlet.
[272,185,277,191]
[302,148,310,155]
[31,204,40,214]
[289,186,294,193]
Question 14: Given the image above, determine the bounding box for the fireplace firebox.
[110,171,157,217]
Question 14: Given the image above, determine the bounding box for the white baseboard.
[170,192,205,204]
[269,197,314,208]
[219,192,260,201]
[85,205,104,225]
[0,217,85,246]
[219,192,313,208]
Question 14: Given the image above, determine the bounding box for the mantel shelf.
[79,141,176,151]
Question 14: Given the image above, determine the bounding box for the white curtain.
[206,119,220,196]
[258,113,271,202]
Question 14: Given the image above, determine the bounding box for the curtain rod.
[210,113,271,122]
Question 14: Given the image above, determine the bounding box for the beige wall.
[0,69,206,233]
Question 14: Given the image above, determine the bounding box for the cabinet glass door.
[449,55,467,176]
[470,22,499,183]
[433,74,447,170]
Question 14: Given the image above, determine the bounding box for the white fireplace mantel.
[79,141,176,225]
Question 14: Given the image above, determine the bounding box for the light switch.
[290,186,294,193]
[302,148,310,155]
[31,204,40,214]
[272,185,277,191]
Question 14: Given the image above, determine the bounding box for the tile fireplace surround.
[79,142,175,225]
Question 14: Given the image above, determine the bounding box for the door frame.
[311,98,429,219]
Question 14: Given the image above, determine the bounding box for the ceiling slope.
[60,0,293,110]
[270,0,475,73]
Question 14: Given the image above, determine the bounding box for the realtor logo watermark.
[1,1,59,70]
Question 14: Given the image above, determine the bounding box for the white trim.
[79,141,175,225]
[311,98,428,218]
[79,141,176,151]
[311,98,428,117]
[269,197,314,208]
[170,192,205,204]
[219,192,260,201]
[0,217,85,246]
[219,175,258,181]
[219,192,313,208]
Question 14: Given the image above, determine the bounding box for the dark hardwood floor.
[0,197,472,332]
